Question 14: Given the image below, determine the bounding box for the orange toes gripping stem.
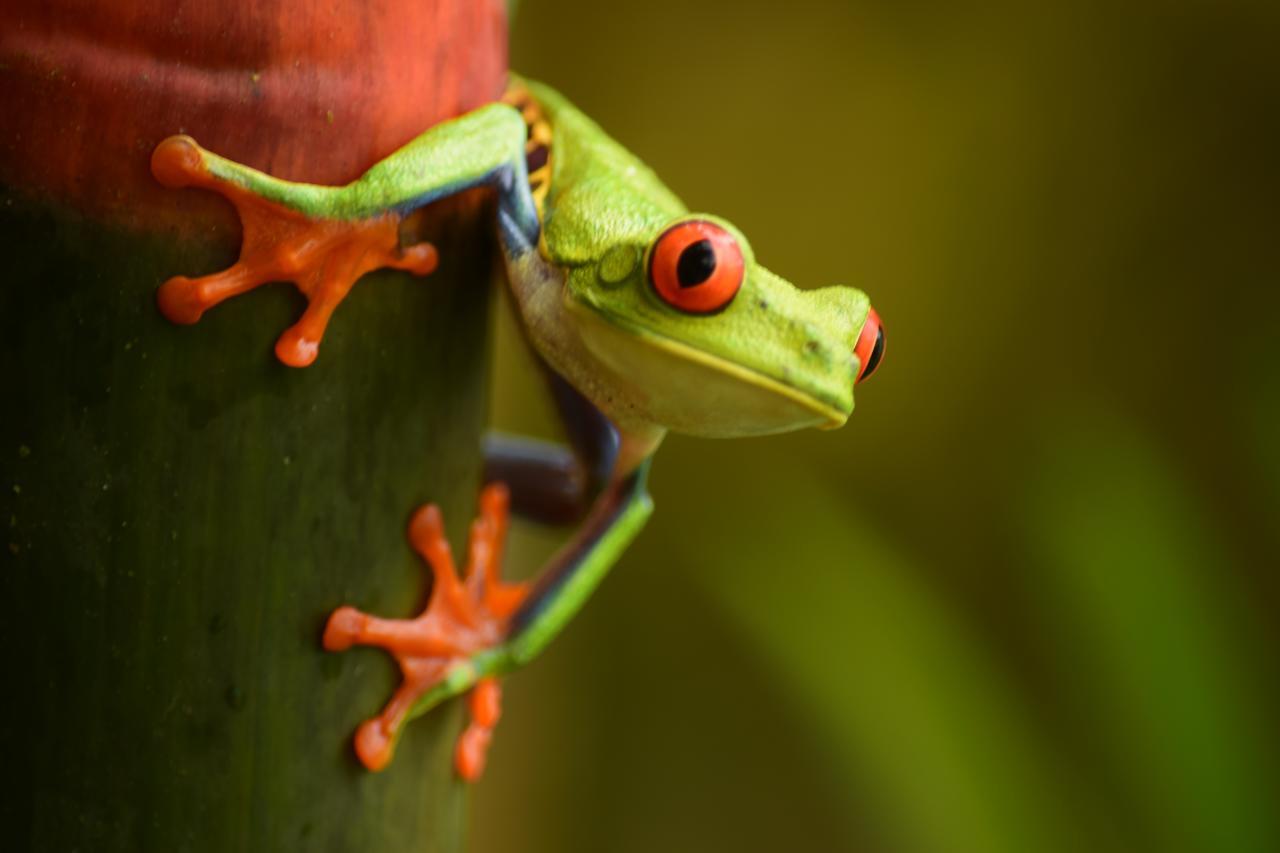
[323,484,529,779]
[151,135,439,367]
[455,678,503,781]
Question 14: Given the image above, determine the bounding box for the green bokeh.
[474,1,1280,850]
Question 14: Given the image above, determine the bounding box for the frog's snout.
[854,308,885,384]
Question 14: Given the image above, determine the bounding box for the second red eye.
[648,220,744,314]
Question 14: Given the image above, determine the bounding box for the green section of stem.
[0,192,491,851]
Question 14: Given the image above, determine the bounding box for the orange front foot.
[151,135,439,367]
[323,484,529,778]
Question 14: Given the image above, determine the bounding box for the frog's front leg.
[152,104,534,366]
[152,136,440,366]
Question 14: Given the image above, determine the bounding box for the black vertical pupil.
[676,240,717,287]
[863,326,885,379]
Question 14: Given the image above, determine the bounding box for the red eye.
[648,220,744,314]
[854,307,885,383]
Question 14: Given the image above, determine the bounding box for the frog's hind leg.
[151,135,438,367]
[322,484,529,775]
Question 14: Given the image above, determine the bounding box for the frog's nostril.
[854,308,884,384]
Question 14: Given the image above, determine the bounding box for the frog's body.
[150,74,883,781]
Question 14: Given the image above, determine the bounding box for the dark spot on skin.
[757,299,769,310]
[676,239,716,287]
[804,340,819,353]
[526,145,549,172]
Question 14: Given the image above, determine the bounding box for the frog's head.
[564,215,883,438]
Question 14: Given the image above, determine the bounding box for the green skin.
[168,75,876,740]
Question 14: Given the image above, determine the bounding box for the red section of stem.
[0,0,508,229]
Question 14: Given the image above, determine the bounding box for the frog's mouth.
[568,297,854,437]
[629,322,852,428]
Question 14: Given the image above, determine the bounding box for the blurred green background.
[475,1,1280,850]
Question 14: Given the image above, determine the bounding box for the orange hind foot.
[323,483,529,778]
[151,135,438,367]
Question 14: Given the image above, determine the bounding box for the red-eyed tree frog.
[149,75,885,781]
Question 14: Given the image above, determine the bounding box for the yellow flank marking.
[529,122,552,146]
[499,84,529,108]
[529,171,551,213]
[502,83,554,221]
[501,83,553,220]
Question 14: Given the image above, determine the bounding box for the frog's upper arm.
[350,104,530,216]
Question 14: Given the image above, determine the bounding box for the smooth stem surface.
[0,193,492,851]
